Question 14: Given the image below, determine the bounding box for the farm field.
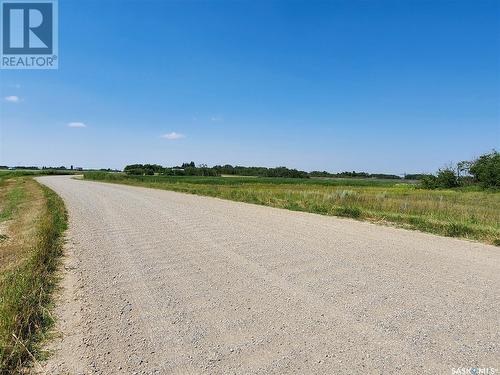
[84,172,500,245]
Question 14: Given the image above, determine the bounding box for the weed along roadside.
[0,174,67,372]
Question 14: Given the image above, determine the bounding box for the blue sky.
[1,0,499,174]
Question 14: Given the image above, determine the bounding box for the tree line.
[124,163,404,179]
[123,163,308,178]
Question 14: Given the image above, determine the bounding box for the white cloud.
[210,115,223,122]
[67,122,87,128]
[4,96,20,103]
[161,132,185,140]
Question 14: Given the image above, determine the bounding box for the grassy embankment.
[84,172,499,245]
[0,172,67,372]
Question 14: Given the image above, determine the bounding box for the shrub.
[420,169,458,189]
[469,151,500,188]
[420,175,439,189]
[436,168,459,188]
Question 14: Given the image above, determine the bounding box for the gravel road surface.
[37,175,499,374]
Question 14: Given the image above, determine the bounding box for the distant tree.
[309,171,331,177]
[124,164,163,175]
[436,168,459,188]
[456,160,472,178]
[420,175,439,189]
[420,168,458,189]
[143,164,164,174]
[404,174,432,180]
[126,168,145,175]
[370,174,401,180]
[124,164,144,172]
[469,151,500,188]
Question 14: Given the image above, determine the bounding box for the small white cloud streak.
[67,122,87,128]
[4,96,20,103]
[161,132,185,140]
[210,116,223,122]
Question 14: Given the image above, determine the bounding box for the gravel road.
[37,175,499,374]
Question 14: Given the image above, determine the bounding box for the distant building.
[74,167,83,171]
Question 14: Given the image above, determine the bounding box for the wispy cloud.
[210,115,223,122]
[161,132,185,140]
[4,95,20,103]
[67,122,87,128]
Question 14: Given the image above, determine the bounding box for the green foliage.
[126,168,147,175]
[469,151,500,188]
[0,182,25,222]
[212,164,308,178]
[420,169,458,189]
[420,175,438,189]
[419,151,499,190]
[124,164,164,176]
[334,206,362,218]
[167,167,219,177]
[436,168,459,188]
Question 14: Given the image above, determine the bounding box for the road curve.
[37,175,499,374]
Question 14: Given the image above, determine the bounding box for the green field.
[84,172,500,245]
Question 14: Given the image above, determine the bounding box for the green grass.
[84,172,500,245]
[0,178,67,372]
[84,172,408,187]
[0,170,77,180]
[0,181,25,222]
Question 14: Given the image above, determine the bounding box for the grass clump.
[334,206,362,218]
[0,178,67,372]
